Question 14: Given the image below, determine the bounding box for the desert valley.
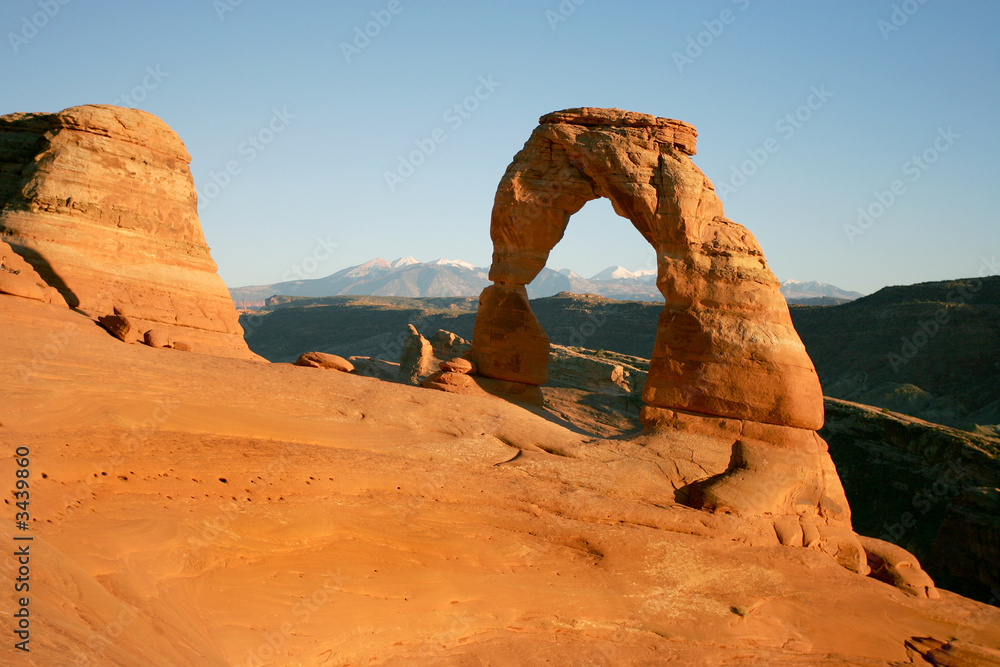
[0,101,997,667]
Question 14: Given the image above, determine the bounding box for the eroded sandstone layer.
[0,105,252,358]
[471,108,862,550]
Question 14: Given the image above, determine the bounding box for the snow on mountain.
[343,258,391,278]
[590,266,638,281]
[429,258,480,271]
[633,269,657,283]
[586,265,658,282]
[389,256,420,269]
[230,256,862,307]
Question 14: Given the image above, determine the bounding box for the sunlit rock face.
[0,105,253,358]
[473,107,822,430]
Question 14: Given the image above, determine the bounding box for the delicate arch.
[471,108,823,431]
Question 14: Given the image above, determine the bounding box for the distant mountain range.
[780,279,864,303]
[229,258,863,307]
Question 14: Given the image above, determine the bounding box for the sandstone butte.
[0,104,254,358]
[0,105,998,665]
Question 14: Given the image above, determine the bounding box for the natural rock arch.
[471,107,823,430]
[470,110,883,577]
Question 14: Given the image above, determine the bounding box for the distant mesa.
[0,104,254,359]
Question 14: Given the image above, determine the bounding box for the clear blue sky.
[2,1,997,294]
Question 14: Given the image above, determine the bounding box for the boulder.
[143,329,171,348]
[397,324,434,385]
[294,351,355,373]
[97,314,134,343]
[421,370,479,392]
[439,357,475,375]
[0,105,254,359]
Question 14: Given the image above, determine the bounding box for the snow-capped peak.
[389,256,420,269]
[344,258,391,278]
[429,258,478,271]
[557,268,584,280]
[590,265,639,281]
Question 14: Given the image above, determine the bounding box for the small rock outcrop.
[294,351,355,373]
[398,324,433,385]
[0,105,254,359]
[858,535,939,598]
[98,314,134,343]
[904,637,1000,665]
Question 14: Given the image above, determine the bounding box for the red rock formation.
[470,108,887,576]
[0,105,253,359]
[474,107,821,428]
[294,351,355,373]
[0,238,64,305]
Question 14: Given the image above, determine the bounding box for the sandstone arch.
[472,107,823,430]
[470,110,872,569]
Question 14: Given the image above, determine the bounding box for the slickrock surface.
[0,105,253,359]
[2,294,999,665]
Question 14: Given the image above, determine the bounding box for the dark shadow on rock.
[5,243,79,308]
[674,442,738,506]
